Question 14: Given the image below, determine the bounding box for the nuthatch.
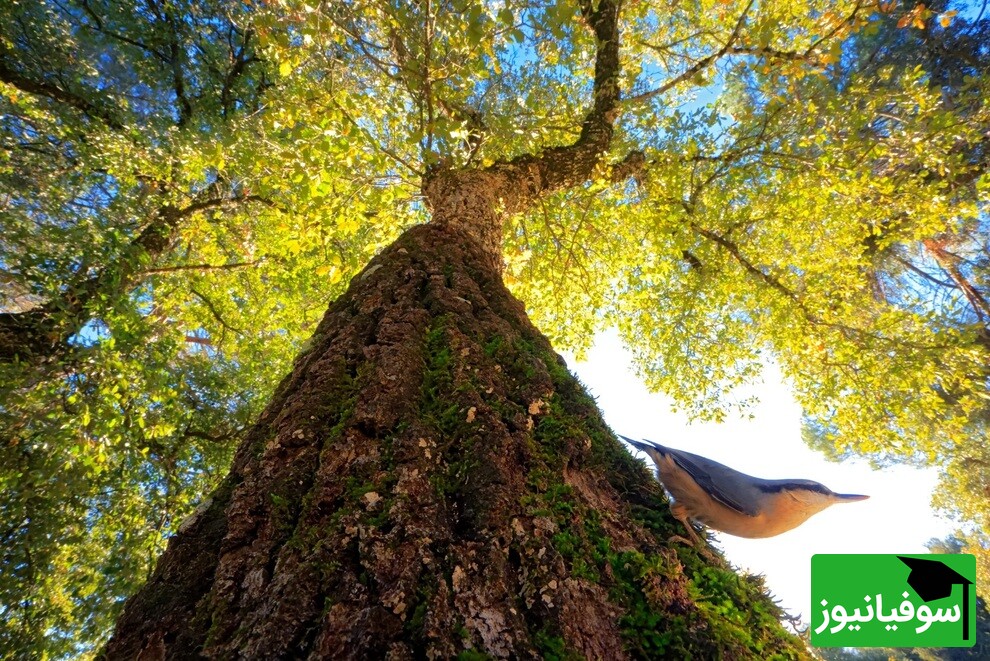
[619,436,868,543]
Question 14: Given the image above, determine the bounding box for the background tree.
[1,0,400,654]
[793,0,990,591]
[1,0,987,657]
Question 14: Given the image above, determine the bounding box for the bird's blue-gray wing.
[619,435,763,516]
[660,447,764,517]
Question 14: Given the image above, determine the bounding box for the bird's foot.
[668,507,721,563]
[667,534,721,563]
[666,534,697,547]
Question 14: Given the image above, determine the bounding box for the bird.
[618,436,869,544]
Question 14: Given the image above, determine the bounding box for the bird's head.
[774,479,869,514]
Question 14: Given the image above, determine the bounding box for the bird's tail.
[617,434,660,454]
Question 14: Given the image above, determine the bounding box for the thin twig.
[623,0,755,107]
[140,259,262,276]
[190,286,243,334]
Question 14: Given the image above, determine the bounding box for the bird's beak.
[833,493,870,502]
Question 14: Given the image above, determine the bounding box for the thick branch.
[0,204,181,362]
[924,238,990,321]
[0,308,60,363]
[422,0,626,266]
[423,0,621,227]
[488,0,625,206]
[220,28,258,119]
[0,194,266,363]
[0,50,125,129]
[164,10,193,127]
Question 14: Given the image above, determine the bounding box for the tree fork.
[102,219,805,659]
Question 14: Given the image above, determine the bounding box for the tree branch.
[0,49,125,129]
[425,0,626,216]
[78,0,168,61]
[623,0,754,107]
[689,219,954,352]
[610,150,647,184]
[220,27,258,119]
[0,193,268,363]
[689,221,802,305]
[156,2,193,127]
[893,255,958,289]
[334,98,423,177]
[139,260,263,276]
[726,45,818,63]
[924,238,990,321]
[419,0,629,270]
[190,286,243,335]
[180,425,243,444]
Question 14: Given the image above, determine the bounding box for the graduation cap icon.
[898,556,973,641]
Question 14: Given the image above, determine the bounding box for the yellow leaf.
[897,3,926,29]
[279,60,293,77]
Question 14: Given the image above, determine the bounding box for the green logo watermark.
[811,554,976,648]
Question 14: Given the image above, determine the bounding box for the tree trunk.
[101,219,806,659]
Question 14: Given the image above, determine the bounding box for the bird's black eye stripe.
[758,481,831,495]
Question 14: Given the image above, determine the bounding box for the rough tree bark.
[100,217,806,659]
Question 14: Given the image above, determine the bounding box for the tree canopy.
[1,0,987,657]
